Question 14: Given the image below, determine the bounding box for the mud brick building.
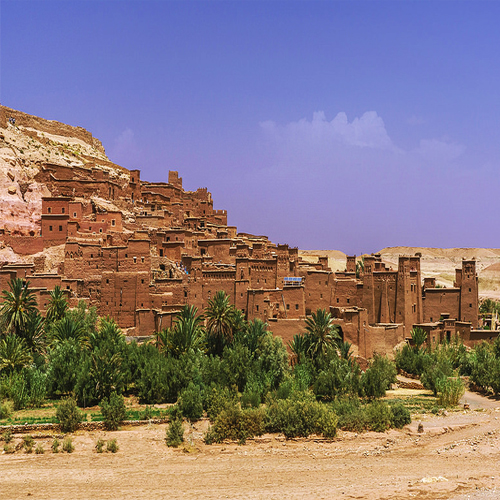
[0,105,481,357]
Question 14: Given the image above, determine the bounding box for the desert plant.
[365,400,392,432]
[56,397,82,433]
[96,438,105,453]
[3,429,13,443]
[3,443,15,453]
[23,435,34,453]
[62,436,74,453]
[362,355,398,399]
[0,399,14,419]
[51,438,60,453]
[178,382,204,421]
[106,438,119,453]
[330,397,367,432]
[166,417,184,447]
[100,392,126,431]
[266,398,337,439]
[204,385,237,422]
[35,443,44,454]
[204,406,265,444]
[436,377,465,407]
[390,402,411,428]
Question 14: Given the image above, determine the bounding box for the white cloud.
[413,138,465,163]
[261,110,395,151]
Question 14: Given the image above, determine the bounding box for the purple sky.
[2,1,500,255]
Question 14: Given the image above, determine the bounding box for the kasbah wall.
[0,106,485,358]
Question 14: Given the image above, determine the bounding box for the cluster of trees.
[0,281,412,438]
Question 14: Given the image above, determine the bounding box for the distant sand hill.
[299,247,500,300]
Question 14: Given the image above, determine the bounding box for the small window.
[469,288,471,292]
[141,279,144,284]
[91,254,93,258]
[99,228,103,233]
[470,303,472,308]
[61,207,65,214]
[336,298,339,303]
[256,305,259,311]
[73,212,77,217]
[106,279,109,284]
[159,249,163,257]
[347,298,350,304]
[49,225,53,231]
[112,220,116,226]
[133,257,137,264]
[286,304,290,310]
[59,225,62,231]
[48,207,52,214]
[141,257,145,263]
[295,304,299,310]
[184,291,188,298]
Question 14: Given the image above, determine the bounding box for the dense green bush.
[178,382,204,421]
[313,356,362,400]
[62,436,74,453]
[365,400,392,432]
[436,377,465,406]
[0,399,13,419]
[100,392,127,431]
[204,406,265,444]
[166,408,184,448]
[330,397,366,432]
[203,385,238,422]
[266,397,337,439]
[362,355,397,399]
[389,402,411,428]
[56,397,82,433]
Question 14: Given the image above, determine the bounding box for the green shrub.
[62,436,74,453]
[3,429,13,443]
[56,397,82,433]
[330,397,367,432]
[141,405,154,420]
[421,358,453,396]
[313,356,362,400]
[390,402,411,428]
[166,418,184,447]
[178,383,204,421]
[436,377,465,407]
[241,380,261,408]
[365,400,392,432]
[266,399,337,439]
[106,438,119,453]
[100,392,126,431]
[51,438,60,453]
[3,443,14,454]
[0,399,14,419]
[96,438,105,453]
[23,435,34,453]
[204,385,237,422]
[35,443,44,454]
[204,406,265,444]
[362,355,397,399]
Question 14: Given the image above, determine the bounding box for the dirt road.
[2,398,500,499]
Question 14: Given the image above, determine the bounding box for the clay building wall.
[100,271,150,329]
[422,288,461,323]
[303,270,331,313]
[267,318,307,351]
[69,202,83,220]
[458,260,479,327]
[247,258,278,289]
[331,278,360,309]
[97,211,122,232]
[117,239,151,274]
[63,241,103,280]
[78,221,108,235]
[198,239,232,263]
[246,286,305,322]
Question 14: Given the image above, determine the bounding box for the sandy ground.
[2,393,500,500]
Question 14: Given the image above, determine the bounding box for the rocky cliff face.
[0,105,111,235]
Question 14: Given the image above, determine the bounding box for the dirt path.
[2,403,500,500]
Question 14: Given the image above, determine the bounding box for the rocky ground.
[1,390,500,500]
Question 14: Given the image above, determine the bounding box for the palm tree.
[0,334,32,374]
[410,327,427,353]
[236,318,269,355]
[288,333,311,366]
[22,310,46,355]
[169,305,205,357]
[50,316,87,346]
[45,286,68,324]
[0,278,38,336]
[304,308,341,358]
[205,291,236,354]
